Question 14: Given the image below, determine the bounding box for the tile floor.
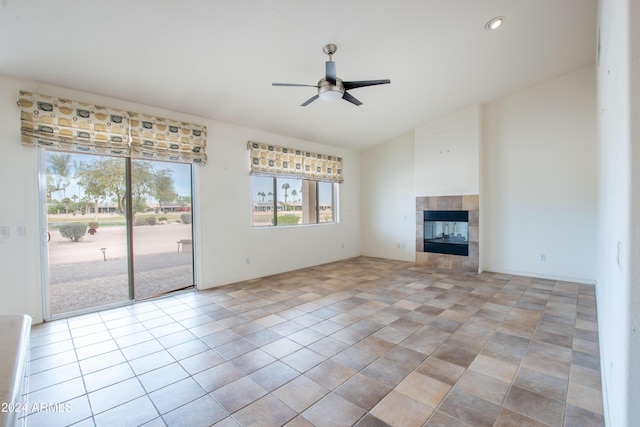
[24,257,604,426]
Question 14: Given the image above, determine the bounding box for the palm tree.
[257,191,266,202]
[291,189,298,210]
[268,191,273,201]
[281,182,290,211]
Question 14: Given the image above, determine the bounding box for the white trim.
[38,149,51,320]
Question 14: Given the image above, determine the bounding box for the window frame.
[251,175,338,228]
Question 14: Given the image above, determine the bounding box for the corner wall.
[360,132,415,261]
[482,66,596,283]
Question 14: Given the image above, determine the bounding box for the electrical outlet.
[16,226,26,238]
[246,258,250,265]
[540,254,546,262]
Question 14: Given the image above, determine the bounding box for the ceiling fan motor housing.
[318,78,344,101]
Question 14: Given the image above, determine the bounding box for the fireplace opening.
[424,210,469,256]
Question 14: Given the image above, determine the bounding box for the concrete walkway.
[47,220,194,315]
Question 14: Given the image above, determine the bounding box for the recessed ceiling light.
[485,16,505,31]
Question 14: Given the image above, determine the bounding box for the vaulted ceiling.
[0,0,597,150]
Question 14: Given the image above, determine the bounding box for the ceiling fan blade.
[342,91,362,106]
[325,61,337,85]
[343,79,391,90]
[272,83,318,87]
[301,94,319,107]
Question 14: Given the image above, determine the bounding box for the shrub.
[276,214,300,226]
[180,213,192,224]
[146,216,156,226]
[88,221,99,229]
[158,216,168,222]
[59,223,88,242]
[134,218,146,226]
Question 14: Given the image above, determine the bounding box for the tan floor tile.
[210,377,267,413]
[564,403,605,427]
[302,393,367,427]
[493,408,549,427]
[192,362,244,392]
[439,388,500,427]
[371,390,434,427]
[395,371,451,407]
[335,374,392,410]
[570,364,602,390]
[568,382,604,415]
[273,375,329,412]
[455,370,510,404]
[521,351,571,380]
[514,366,568,401]
[305,359,356,390]
[416,356,465,385]
[503,385,565,426]
[468,354,518,383]
[233,395,296,426]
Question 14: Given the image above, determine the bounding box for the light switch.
[0,227,9,239]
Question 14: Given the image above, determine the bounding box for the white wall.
[0,79,44,322]
[360,132,415,261]
[414,105,481,197]
[197,120,361,287]
[362,69,595,284]
[482,66,596,283]
[0,74,361,323]
[596,0,640,425]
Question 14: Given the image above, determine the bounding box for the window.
[252,176,337,227]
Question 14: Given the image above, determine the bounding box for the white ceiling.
[0,0,597,151]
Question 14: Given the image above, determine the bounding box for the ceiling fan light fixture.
[485,16,505,31]
[319,89,343,101]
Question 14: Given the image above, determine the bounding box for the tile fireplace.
[416,195,479,271]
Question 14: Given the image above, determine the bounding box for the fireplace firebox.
[424,210,469,256]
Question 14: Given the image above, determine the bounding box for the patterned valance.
[18,91,207,164]
[247,141,343,183]
[129,113,207,163]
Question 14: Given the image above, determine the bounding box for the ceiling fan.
[272,44,390,107]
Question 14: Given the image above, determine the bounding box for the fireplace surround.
[416,195,479,271]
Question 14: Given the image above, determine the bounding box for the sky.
[47,152,192,202]
[48,152,333,206]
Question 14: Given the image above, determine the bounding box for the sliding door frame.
[39,150,198,321]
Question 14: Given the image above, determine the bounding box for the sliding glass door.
[44,151,194,317]
[131,159,194,299]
